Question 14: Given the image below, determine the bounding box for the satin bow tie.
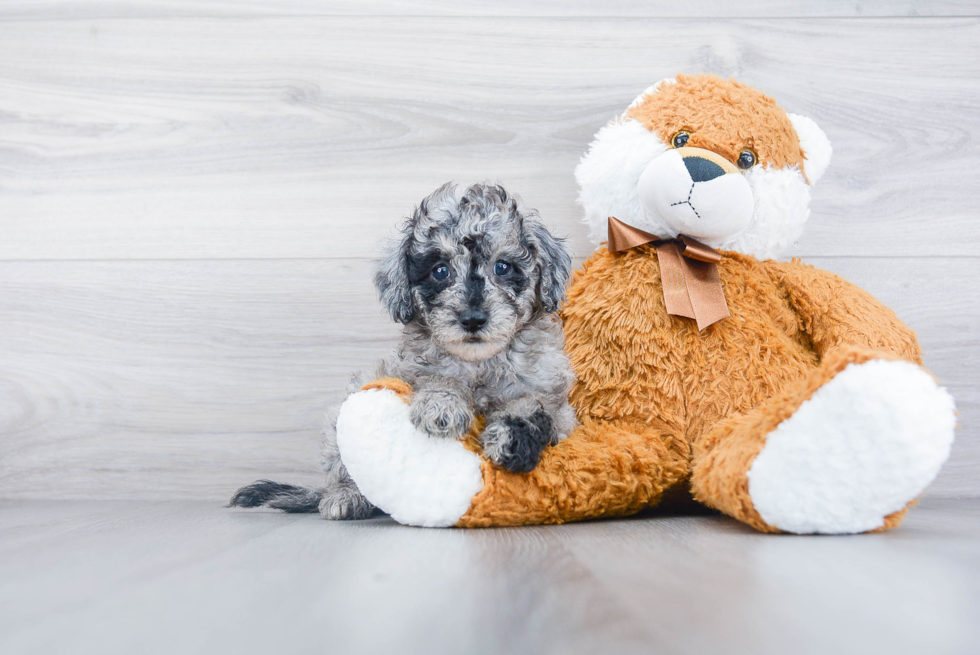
[607,216,730,331]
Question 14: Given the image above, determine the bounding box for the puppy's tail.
[227,480,323,513]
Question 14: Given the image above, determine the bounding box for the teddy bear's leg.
[336,378,691,527]
[690,347,956,534]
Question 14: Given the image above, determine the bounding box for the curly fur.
[230,183,576,519]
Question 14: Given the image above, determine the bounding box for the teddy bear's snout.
[636,147,756,246]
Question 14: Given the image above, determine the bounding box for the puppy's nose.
[460,310,488,333]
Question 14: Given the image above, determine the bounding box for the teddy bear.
[334,73,957,534]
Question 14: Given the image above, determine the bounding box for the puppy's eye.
[431,264,450,281]
[671,131,690,148]
[493,261,512,276]
[737,150,757,170]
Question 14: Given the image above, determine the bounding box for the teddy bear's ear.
[626,77,676,111]
[788,113,832,185]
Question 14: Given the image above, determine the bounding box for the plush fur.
[333,74,957,533]
[336,380,484,527]
[576,74,831,259]
[229,183,576,519]
[747,359,955,534]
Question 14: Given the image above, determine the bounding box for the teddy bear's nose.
[683,155,726,183]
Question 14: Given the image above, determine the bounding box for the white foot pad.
[336,388,484,527]
[748,360,956,534]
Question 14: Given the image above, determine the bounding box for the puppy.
[230,183,576,519]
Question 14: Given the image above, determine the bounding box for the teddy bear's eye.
[737,150,757,170]
[671,131,690,148]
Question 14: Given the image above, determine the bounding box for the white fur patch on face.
[637,149,754,246]
[719,166,812,259]
[747,360,956,535]
[336,388,484,527]
[576,118,814,260]
[442,338,508,362]
[575,118,670,245]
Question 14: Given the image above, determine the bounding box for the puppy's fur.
[230,183,576,519]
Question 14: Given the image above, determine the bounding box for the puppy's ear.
[374,183,458,324]
[525,216,572,313]
[375,225,415,324]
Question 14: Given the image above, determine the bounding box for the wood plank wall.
[1,1,978,500]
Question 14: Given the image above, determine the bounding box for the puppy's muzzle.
[459,309,488,333]
[637,146,755,245]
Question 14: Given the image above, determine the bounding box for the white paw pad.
[335,389,484,527]
[748,360,956,534]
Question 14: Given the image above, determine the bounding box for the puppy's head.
[376,183,571,362]
[575,74,832,259]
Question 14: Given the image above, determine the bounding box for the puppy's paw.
[482,410,553,473]
[318,486,375,521]
[410,389,474,439]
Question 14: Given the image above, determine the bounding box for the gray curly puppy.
[229,183,576,519]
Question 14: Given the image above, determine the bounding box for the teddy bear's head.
[575,74,832,259]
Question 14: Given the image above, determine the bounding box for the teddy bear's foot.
[335,386,484,527]
[746,359,956,534]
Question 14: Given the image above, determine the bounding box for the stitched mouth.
[670,183,702,221]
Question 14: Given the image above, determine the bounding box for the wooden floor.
[1,498,977,655]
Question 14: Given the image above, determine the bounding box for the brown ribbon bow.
[607,216,730,331]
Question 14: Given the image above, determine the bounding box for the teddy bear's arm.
[457,416,690,527]
[337,381,691,527]
[769,261,922,365]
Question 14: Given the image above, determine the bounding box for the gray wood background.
[1,1,977,500]
[4,498,979,655]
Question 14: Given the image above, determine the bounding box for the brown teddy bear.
[335,74,956,534]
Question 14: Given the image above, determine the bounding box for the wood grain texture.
[0,6,977,501]
[0,260,397,499]
[1,1,978,19]
[0,257,975,500]
[0,498,978,655]
[1,17,979,259]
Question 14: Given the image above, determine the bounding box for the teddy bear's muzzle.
[637,147,755,246]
